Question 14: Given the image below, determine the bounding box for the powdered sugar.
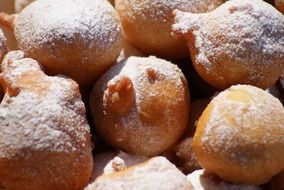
[199,85,284,166]
[91,56,189,156]
[86,157,193,190]
[172,0,284,88]
[116,0,224,23]
[15,0,121,54]
[0,51,92,158]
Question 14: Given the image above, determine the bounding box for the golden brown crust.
[0,51,93,190]
[193,85,284,185]
[115,0,224,58]
[275,0,284,13]
[90,56,190,156]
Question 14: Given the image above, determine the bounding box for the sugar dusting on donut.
[15,0,122,58]
[0,51,91,158]
[172,0,284,83]
[200,85,284,166]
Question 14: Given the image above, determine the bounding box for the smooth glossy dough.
[115,0,224,58]
[0,51,93,190]
[275,0,284,13]
[193,85,284,185]
[86,157,194,190]
[14,0,123,87]
[172,0,284,89]
[90,56,190,156]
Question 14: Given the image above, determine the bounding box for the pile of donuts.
[0,0,283,189]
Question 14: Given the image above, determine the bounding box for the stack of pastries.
[0,0,283,189]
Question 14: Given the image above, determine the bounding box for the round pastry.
[0,51,93,190]
[172,0,284,89]
[85,157,194,190]
[1,0,123,87]
[193,85,284,185]
[275,0,284,13]
[115,0,224,58]
[90,56,190,156]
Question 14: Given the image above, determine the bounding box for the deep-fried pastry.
[172,0,284,89]
[0,51,93,190]
[90,56,190,156]
[1,0,123,87]
[193,85,284,185]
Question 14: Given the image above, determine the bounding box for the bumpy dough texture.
[172,0,284,89]
[90,56,190,156]
[14,0,123,87]
[115,0,224,58]
[86,157,194,190]
[193,85,284,185]
[275,0,284,13]
[0,51,93,190]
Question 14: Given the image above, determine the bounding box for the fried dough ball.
[0,51,93,190]
[86,157,194,190]
[172,0,284,89]
[187,170,261,190]
[2,0,123,87]
[115,0,224,58]
[275,0,284,13]
[90,56,190,156]
[193,85,284,185]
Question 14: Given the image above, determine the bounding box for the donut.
[90,56,190,156]
[275,0,284,13]
[1,0,123,87]
[172,0,284,89]
[85,157,194,190]
[0,51,93,190]
[193,85,284,185]
[187,170,261,190]
[115,0,224,58]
